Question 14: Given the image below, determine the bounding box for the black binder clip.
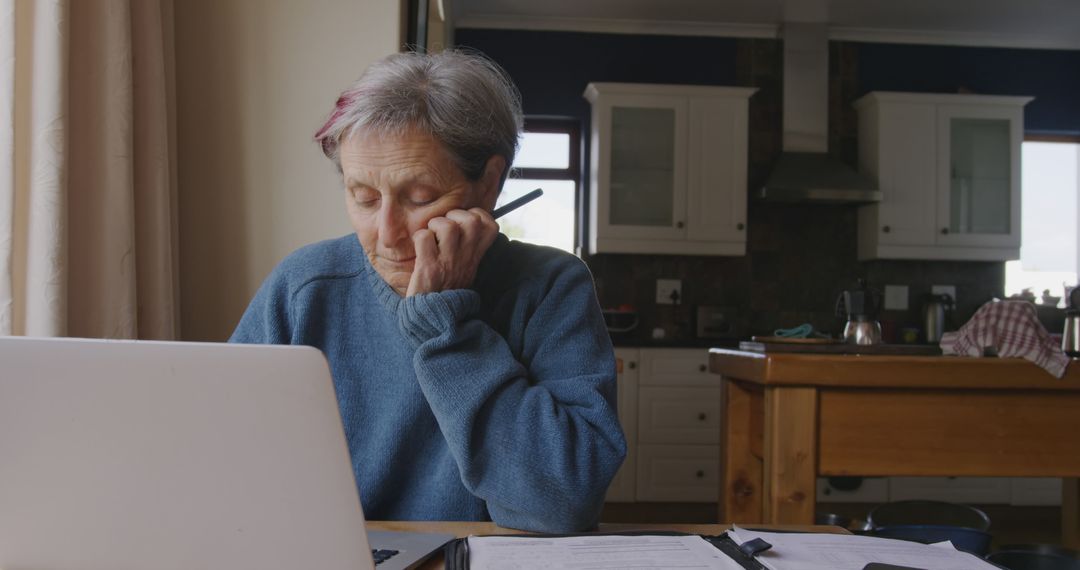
[738,537,773,558]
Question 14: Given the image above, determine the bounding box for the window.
[496,119,580,254]
[1005,139,1080,306]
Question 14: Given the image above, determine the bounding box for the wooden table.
[711,348,1080,546]
[367,521,845,569]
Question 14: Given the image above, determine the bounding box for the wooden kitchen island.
[711,348,1080,545]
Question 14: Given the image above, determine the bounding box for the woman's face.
[339,130,499,294]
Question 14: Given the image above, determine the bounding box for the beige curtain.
[0,0,178,339]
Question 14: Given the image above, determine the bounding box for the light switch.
[656,279,682,305]
[884,285,909,311]
[932,284,957,304]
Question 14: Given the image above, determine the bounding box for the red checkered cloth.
[940,300,1070,378]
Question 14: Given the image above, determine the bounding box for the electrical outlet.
[884,285,909,311]
[656,279,682,305]
[932,284,957,304]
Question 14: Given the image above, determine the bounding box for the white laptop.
[0,336,454,570]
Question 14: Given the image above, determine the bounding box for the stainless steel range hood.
[762,152,880,202]
[759,23,880,203]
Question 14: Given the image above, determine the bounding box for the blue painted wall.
[458,29,1080,135]
[856,43,1080,135]
[455,29,739,121]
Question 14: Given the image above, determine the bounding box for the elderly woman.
[229,50,625,533]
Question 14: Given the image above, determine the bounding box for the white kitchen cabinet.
[855,92,1032,261]
[1009,478,1062,506]
[815,476,1061,506]
[633,349,717,503]
[637,387,722,445]
[638,348,715,387]
[606,348,639,502]
[584,83,756,256]
[636,444,720,502]
[889,477,1013,504]
[887,477,1061,506]
[603,347,720,503]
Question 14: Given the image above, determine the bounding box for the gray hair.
[315,49,523,186]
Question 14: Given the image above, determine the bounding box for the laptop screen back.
[0,337,374,570]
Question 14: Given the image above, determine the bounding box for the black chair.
[815,512,852,528]
[996,545,1080,558]
[868,525,992,556]
[868,500,992,531]
[986,544,1080,570]
[866,500,993,556]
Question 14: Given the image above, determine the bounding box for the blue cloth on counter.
[229,233,626,533]
[773,323,815,338]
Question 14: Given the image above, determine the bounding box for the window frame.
[1026,134,1080,144]
[507,117,584,253]
[1004,134,1080,299]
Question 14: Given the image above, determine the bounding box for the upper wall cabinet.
[855,92,1032,261]
[584,83,756,256]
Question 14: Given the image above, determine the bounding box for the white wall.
[174,0,401,341]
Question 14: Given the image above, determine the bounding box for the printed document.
[729,527,1000,570]
[467,534,744,570]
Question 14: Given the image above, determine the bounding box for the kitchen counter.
[710,348,1080,546]
[709,347,1080,389]
[611,337,741,349]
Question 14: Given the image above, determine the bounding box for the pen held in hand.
[492,188,543,220]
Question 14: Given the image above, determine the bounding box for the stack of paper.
[730,527,1001,570]
[467,534,742,569]
[461,527,1004,570]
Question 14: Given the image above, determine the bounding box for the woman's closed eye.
[407,189,439,207]
[349,187,380,208]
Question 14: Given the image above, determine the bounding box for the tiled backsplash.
[583,39,1005,344]
[587,202,1004,344]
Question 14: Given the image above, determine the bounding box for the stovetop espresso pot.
[835,279,883,345]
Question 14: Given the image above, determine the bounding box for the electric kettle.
[1064,286,1080,357]
[922,293,954,344]
[835,279,883,345]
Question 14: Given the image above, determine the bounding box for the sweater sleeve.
[398,258,626,533]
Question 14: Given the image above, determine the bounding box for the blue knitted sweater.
[229,233,625,532]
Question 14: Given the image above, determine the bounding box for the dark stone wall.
[456,29,1016,343]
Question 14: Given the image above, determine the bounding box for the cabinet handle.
[676,221,685,229]
[941,227,950,235]
[698,364,707,372]
[696,470,705,479]
[882,225,891,233]
[698,412,707,421]
[628,361,636,370]
[736,223,745,231]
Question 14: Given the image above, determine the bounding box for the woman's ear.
[475,155,507,210]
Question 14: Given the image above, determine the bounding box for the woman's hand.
[406,207,499,297]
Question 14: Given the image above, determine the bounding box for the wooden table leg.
[720,379,763,524]
[1065,478,1080,548]
[763,386,818,524]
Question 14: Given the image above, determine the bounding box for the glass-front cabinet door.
[595,94,687,240]
[936,105,1023,249]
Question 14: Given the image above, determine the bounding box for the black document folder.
[442,530,769,570]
